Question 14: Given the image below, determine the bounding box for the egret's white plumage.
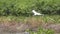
[32,10,43,16]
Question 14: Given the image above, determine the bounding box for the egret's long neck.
[33,10,36,12]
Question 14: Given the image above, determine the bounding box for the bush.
[34,0,60,15]
[0,0,60,16]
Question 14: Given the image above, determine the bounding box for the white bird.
[32,10,44,16]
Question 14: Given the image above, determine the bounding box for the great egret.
[32,10,44,16]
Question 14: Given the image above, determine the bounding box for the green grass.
[0,15,60,23]
[26,27,54,34]
[29,27,54,34]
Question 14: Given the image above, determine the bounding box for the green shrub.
[0,0,60,16]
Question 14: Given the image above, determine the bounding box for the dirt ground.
[0,22,60,34]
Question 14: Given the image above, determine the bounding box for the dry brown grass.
[25,17,44,30]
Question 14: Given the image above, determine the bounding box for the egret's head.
[32,10,35,12]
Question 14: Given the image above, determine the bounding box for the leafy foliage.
[0,0,60,16]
